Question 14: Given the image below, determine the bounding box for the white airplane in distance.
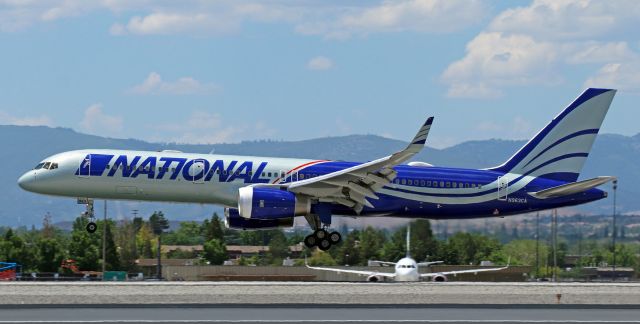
[18,88,616,252]
[307,224,510,282]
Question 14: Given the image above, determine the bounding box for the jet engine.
[367,275,386,282]
[224,207,294,230]
[431,274,448,282]
[238,187,310,220]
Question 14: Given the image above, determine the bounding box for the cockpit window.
[35,162,59,170]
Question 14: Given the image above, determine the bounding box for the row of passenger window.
[105,164,321,180]
[394,178,482,189]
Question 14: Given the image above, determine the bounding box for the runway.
[1,305,640,323]
[1,281,640,305]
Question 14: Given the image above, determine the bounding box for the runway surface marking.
[2,320,640,323]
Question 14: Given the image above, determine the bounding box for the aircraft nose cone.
[17,172,36,191]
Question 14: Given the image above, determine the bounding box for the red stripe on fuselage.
[271,160,329,184]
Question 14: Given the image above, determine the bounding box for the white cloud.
[79,104,123,136]
[565,41,638,64]
[441,32,558,98]
[150,111,276,144]
[0,110,53,126]
[129,72,218,95]
[297,0,486,39]
[474,116,534,140]
[488,0,640,41]
[584,62,640,93]
[441,0,640,98]
[307,56,333,71]
[0,0,487,37]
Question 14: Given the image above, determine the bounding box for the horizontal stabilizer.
[529,176,616,199]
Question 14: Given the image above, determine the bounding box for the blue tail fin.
[489,88,616,182]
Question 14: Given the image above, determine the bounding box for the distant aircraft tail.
[489,88,616,182]
[406,223,411,258]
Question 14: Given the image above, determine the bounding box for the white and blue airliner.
[18,88,616,251]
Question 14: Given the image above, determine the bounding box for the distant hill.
[0,125,634,227]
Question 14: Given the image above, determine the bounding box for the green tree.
[149,211,170,235]
[165,221,203,245]
[36,238,63,272]
[203,239,228,265]
[358,226,385,263]
[334,229,361,266]
[491,239,548,270]
[0,229,38,271]
[202,213,225,242]
[68,217,100,271]
[409,220,438,262]
[136,223,155,258]
[306,249,337,266]
[267,230,289,264]
[102,220,121,270]
[439,232,501,265]
[116,219,138,272]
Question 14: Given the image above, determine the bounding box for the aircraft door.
[190,159,206,184]
[78,154,92,178]
[497,176,508,201]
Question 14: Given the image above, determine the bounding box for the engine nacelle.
[238,187,310,220]
[367,275,386,282]
[224,207,293,230]
[431,274,448,282]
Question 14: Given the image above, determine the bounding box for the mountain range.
[1,125,635,227]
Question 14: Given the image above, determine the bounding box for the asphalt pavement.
[1,305,640,323]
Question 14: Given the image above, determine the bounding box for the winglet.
[407,117,434,153]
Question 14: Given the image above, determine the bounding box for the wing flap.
[284,117,434,213]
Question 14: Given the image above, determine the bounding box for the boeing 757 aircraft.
[18,88,616,251]
[306,224,509,282]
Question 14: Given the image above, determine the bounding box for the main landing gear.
[79,198,97,234]
[304,229,342,251]
[303,209,341,251]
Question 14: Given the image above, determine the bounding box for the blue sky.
[0,0,639,149]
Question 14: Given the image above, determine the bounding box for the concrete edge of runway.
[1,304,639,309]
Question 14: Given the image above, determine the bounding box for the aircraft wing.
[284,117,434,213]
[528,176,616,199]
[420,261,509,278]
[417,261,443,267]
[306,264,396,278]
[369,260,397,267]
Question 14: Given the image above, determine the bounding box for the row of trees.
[1,213,638,276]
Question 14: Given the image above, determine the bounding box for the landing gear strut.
[79,198,97,234]
[303,205,342,251]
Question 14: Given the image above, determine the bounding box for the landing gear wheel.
[304,235,317,248]
[329,231,342,244]
[317,239,332,251]
[314,229,328,240]
[86,222,97,234]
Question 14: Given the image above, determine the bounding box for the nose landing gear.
[79,198,97,234]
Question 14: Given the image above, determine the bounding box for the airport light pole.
[535,212,539,279]
[612,179,618,281]
[102,200,107,276]
[552,209,558,282]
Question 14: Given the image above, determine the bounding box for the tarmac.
[1,281,639,305]
[2,305,640,323]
